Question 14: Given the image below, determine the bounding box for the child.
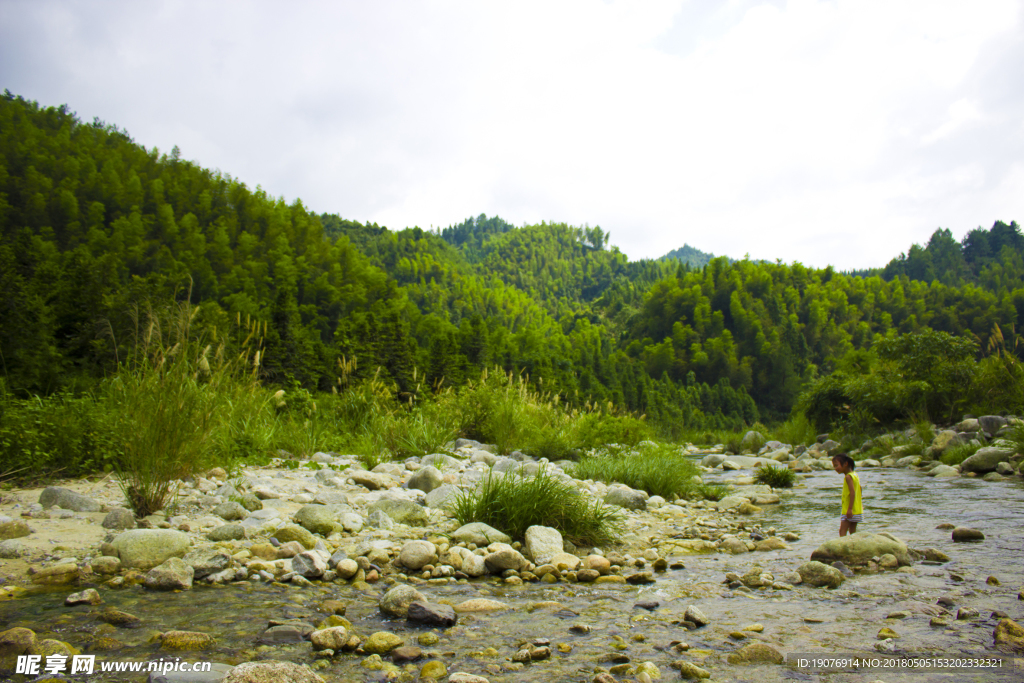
[831,453,862,536]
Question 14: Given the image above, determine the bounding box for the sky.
[1,0,1023,270]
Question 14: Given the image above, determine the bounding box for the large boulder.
[797,561,845,588]
[523,526,563,565]
[0,520,30,541]
[293,505,341,536]
[451,522,510,546]
[38,487,101,512]
[701,454,726,468]
[222,661,325,683]
[994,618,1024,654]
[407,466,444,494]
[604,486,647,511]
[961,447,1015,474]
[978,415,1008,434]
[424,484,459,511]
[379,584,427,618]
[144,557,194,591]
[740,431,765,454]
[930,430,965,455]
[810,532,911,567]
[367,498,428,526]
[112,529,191,570]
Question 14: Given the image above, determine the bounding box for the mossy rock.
[160,630,216,650]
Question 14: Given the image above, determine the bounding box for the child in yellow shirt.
[831,453,862,536]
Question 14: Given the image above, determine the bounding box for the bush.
[753,463,796,489]
[697,483,729,501]
[570,443,701,499]
[940,442,982,466]
[451,465,623,546]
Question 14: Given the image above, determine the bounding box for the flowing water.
[2,465,1023,682]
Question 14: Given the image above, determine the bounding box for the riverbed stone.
[524,525,563,565]
[452,522,510,546]
[978,415,1008,433]
[111,529,191,570]
[407,600,457,627]
[380,584,427,618]
[810,532,911,566]
[994,618,1024,653]
[65,588,102,606]
[407,465,443,493]
[182,547,230,579]
[797,561,844,588]
[454,598,509,612]
[484,544,529,573]
[293,550,328,578]
[672,660,711,679]
[39,486,101,512]
[684,605,709,626]
[952,527,985,542]
[310,626,348,651]
[604,486,647,510]
[727,642,784,665]
[294,505,343,536]
[29,562,81,585]
[207,523,246,541]
[144,557,194,590]
[160,630,215,651]
[0,520,30,540]
[364,631,403,655]
[222,661,326,683]
[213,501,249,521]
[272,524,317,548]
[961,447,1014,474]
[419,660,448,679]
[398,540,437,570]
[367,498,428,526]
[102,507,137,529]
[97,608,142,628]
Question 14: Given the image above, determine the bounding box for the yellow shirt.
[841,472,862,514]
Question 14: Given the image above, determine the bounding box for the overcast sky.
[2,1,1022,270]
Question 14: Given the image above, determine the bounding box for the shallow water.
[3,465,1023,682]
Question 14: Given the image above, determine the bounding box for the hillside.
[2,91,1024,434]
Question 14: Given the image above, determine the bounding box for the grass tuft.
[569,443,701,499]
[451,465,623,547]
[753,463,797,489]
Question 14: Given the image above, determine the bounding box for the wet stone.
[390,645,422,663]
[65,588,101,606]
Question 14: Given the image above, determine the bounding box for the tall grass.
[753,463,797,488]
[940,442,982,466]
[570,443,702,499]
[451,465,623,546]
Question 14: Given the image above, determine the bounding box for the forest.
[2,90,1024,478]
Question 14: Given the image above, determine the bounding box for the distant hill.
[660,243,724,268]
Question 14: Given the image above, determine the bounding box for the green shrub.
[451,465,623,546]
[940,442,982,466]
[770,412,817,446]
[569,443,701,499]
[697,483,729,501]
[753,463,797,489]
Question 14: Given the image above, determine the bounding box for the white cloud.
[1,0,1022,269]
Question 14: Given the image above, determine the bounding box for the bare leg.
[839,519,851,536]
[847,522,858,535]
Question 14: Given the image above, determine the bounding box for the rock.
[111,529,191,571]
[207,523,246,541]
[407,600,457,627]
[336,558,359,579]
[92,556,121,574]
[978,415,1008,433]
[952,527,985,542]
[454,598,510,613]
[0,627,37,659]
[672,660,711,679]
[810,532,911,566]
[448,674,490,683]
[293,551,328,578]
[39,486,101,512]
[391,645,422,663]
[272,524,317,548]
[160,630,215,650]
[994,618,1024,653]
[484,544,529,573]
[365,509,395,530]
[212,501,248,521]
[0,520,30,541]
[222,661,326,683]
[407,465,444,493]
[451,522,510,546]
[65,588,102,606]
[258,625,309,644]
[957,607,979,620]
[97,608,142,628]
[423,484,459,511]
[380,584,427,618]
[0,539,24,558]
[144,557,194,590]
[961,447,1014,474]
[929,464,960,477]
[524,525,563,565]
[29,562,81,585]
[310,626,349,651]
[684,605,709,626]
[797,561,844,588]
[294,505,342,536]
[363,631,403,655]
[349,470,392,491]
[237,493,263,512]
[878,627,899,639]
[398,540,437,570]
[367,498,428,526]
[727,642,784,665]
[182,548,230,579]
[102,508,137,529]
[604,486,647,510]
